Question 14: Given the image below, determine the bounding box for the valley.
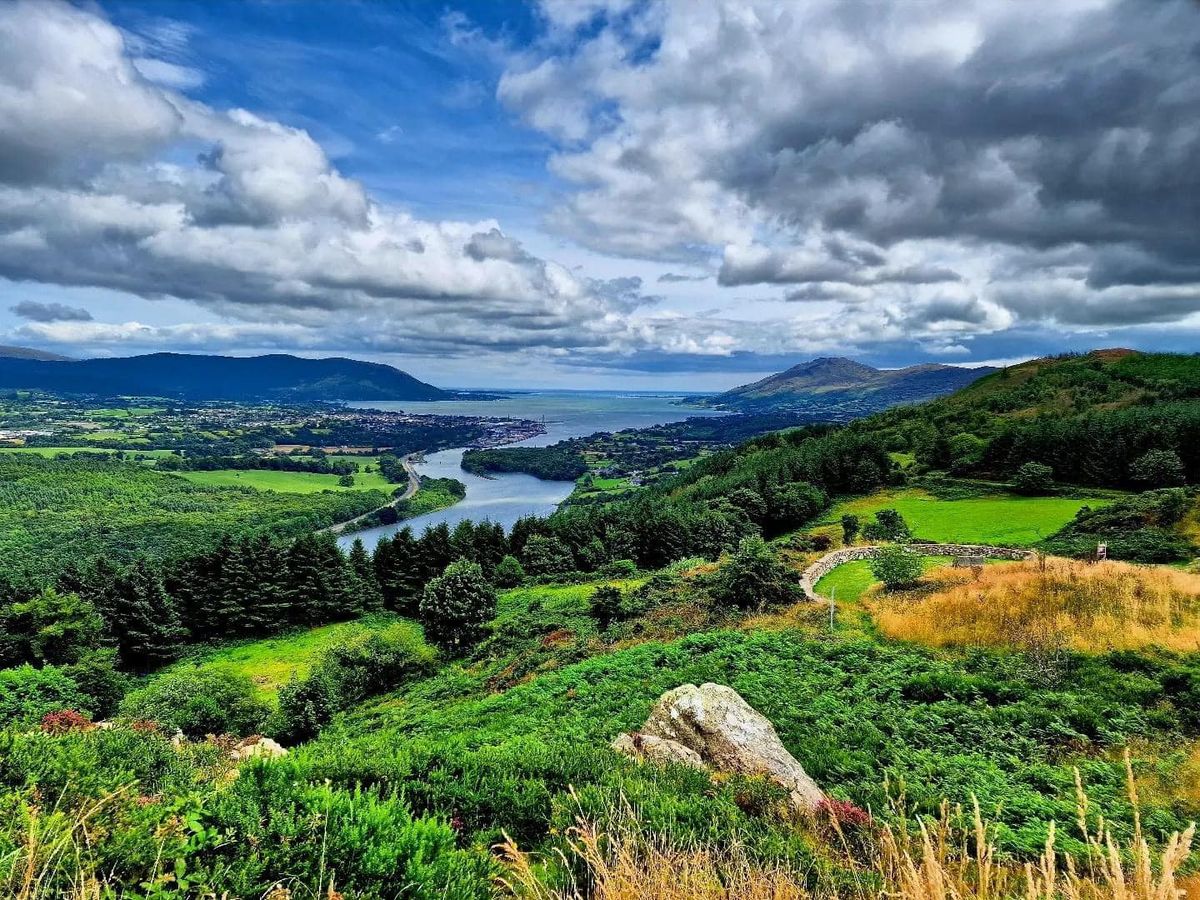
[3,348,1200,899]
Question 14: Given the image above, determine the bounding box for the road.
[319,453,420,536]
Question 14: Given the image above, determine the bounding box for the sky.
[0,0,1197,390]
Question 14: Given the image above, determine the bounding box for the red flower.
[40,709,91,735]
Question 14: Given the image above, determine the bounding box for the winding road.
[320,453,420,536]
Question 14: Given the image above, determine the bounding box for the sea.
[337,390,725,550]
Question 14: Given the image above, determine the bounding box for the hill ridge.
[0,352,450,401]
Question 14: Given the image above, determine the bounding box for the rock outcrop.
[613,683,824,811]
[230,736,288,762]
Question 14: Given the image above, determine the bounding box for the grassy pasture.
[813,555,982,602]
[163,614,414,699]
[873,558,1200,653]
[822,487,1111,546]
[176,467,392,494]
[0,446,175,458]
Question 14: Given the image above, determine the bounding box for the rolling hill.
[0,352,451,401]
[0,344,72,361]
[700,356,994,416]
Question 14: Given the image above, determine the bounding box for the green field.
[495,578,646,624]
[163,615,414,698]
[176,467,393,494]
[812,555,1009,601]
[0,446,176,457]
[822,487,1112,546]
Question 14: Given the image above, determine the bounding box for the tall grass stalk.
[500,755,1195,900]
[873,559,1200,653]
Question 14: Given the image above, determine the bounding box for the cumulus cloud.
[0,0,714,366]
[502,0,1200,341]
[10,301,93,323]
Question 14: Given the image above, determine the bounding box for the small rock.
[613,683,824,811]
[230,736,288,762]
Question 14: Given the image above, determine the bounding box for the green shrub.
[274,624,435,742]
[0,665,91,729]
[202,762,496,899]
[1011,461,1055,495]
[1130,448,1186,487]
[494,554,526,587]
[589,584,623,631]
[420,560,497,652]
[119,666,270,738]
[521,535,574,576]
[709,537,796,610]
[862,508,911,541]
[870,546,924,590]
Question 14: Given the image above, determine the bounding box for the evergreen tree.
[472,521,509,576]
[449,520,477,563]
[106,560,185,671]
[243,535,292,632]
[589,584,623,631]
[347,537,383,613]
[418,522,454,582]
[373,528,423,614]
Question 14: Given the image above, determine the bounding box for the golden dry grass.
[500,755,1195,900]
[871,558,1200,653]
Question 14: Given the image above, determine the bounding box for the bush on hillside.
[1011,461,1055,495]
[119,667,270,739]
[862,508,911,542]
[870,546,924,591]
[1041,489,1196,562]
[589,585,624,631]
[494,554,526,587]
[1130,448,1187,487]
[709,537,796,610]
[419,559,497,652]
[521,534,575,576]
[275,625,435,742]
[0,665,92,729]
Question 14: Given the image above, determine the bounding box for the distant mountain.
[701,356,995,417]
[0,353,452,402]
[0,345,72,361]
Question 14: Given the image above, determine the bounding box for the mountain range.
[0,351,451,402]
[700,357,995,417]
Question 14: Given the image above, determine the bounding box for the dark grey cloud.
[11,300,92,322]
[503,0,1200,338]
[657,272,708,283]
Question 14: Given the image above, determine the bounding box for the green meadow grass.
[0,446,174,457]
[163,615,416,699]
[822,487,1111,547]
[811,555,1007,601]
[176,467,392,494]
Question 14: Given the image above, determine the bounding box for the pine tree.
[419,522,454,582]
[373,528,424,614]
[107,559,185,670]
[243,535,291,632]
[449,520,477,563]
[348,537,383,612]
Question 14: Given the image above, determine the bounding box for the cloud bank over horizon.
[0,0,1196,384]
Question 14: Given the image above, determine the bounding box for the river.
[338,390,724,550]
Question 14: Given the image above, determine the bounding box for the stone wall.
[798,543,1034,600]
